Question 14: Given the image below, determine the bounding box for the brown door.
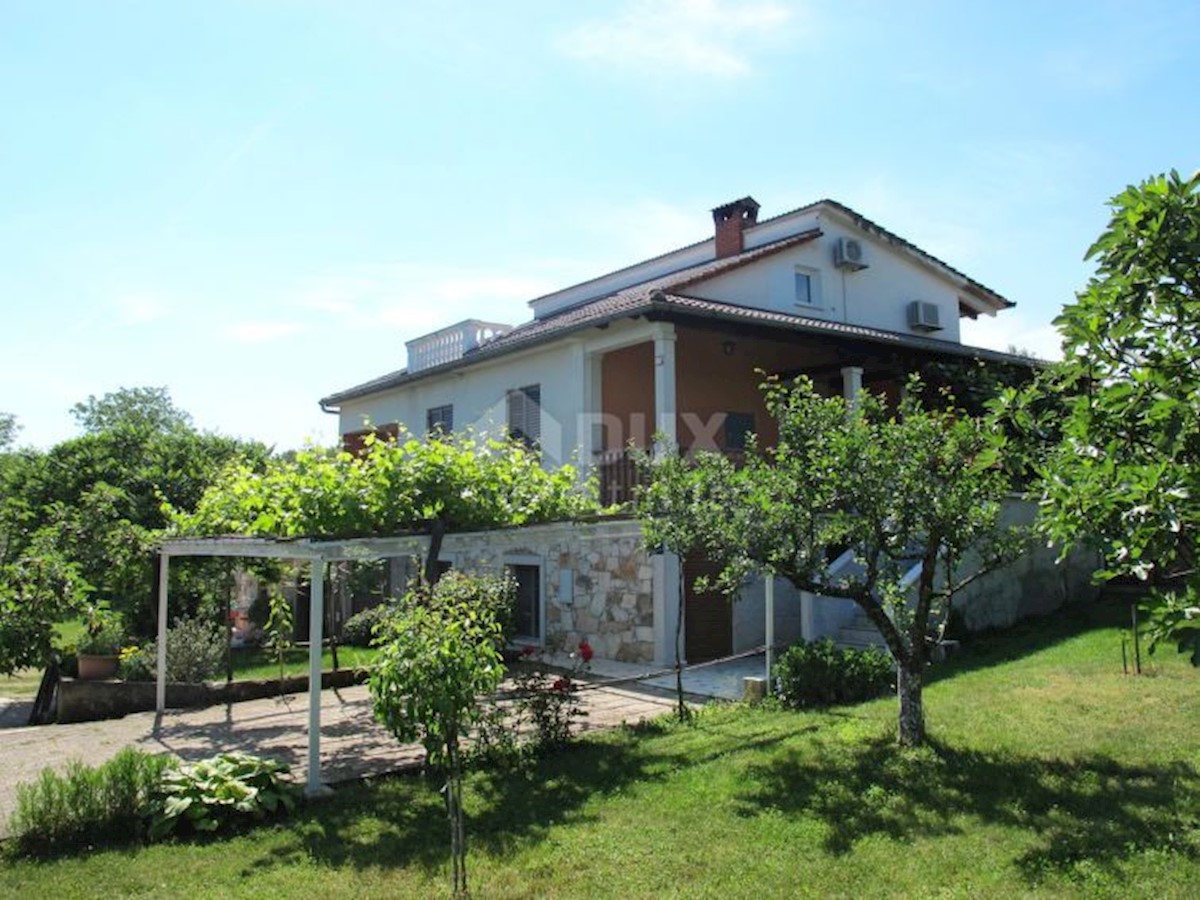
[684,555,732,663]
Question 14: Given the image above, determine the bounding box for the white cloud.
[556,0,797,78]
[961,311,1062,362]
[227,320,305,343]
[296,264,566,338]
[113,293,168,325]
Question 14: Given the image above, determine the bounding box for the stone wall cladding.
[382,518,655,665]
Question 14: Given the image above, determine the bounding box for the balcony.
[405,319,513,374]
[595,449,648,507]
[594,447,748,507]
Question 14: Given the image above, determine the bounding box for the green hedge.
[773,638,894,709]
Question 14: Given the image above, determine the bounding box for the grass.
[1,620,88,700]
[227,644,380,682]
[3,599,1198,898]
[1,638,378,700]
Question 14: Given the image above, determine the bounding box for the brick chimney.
[712,196,760,259]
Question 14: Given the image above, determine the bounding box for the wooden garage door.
[684,555,732,664]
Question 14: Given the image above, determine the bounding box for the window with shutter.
[426,404,453,435]
[506,384,541,447]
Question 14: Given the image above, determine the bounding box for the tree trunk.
[423,518,447,589]
[897,663,925,747]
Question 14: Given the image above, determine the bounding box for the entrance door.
[684,555,732,663]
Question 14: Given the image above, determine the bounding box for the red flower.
[578,640,594,663]
[552,676,571,692]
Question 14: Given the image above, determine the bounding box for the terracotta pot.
[77,654,120,680]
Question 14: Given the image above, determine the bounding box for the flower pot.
[77,653,120,680]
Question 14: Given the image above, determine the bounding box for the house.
[317,196,1050,666]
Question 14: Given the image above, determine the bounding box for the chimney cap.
[711,196,761,224]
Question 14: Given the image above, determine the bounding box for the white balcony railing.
[405,319,513,373]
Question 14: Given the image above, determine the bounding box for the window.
[507,384,541,447]
[724,412,756,451]
[508,563,541,639]
[426,404,453,435]
[794,267,820,308]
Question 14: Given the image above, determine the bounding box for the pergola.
[157,534,782,795]
[157,534,428,796]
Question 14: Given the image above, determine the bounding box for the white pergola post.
[765,573,775,696]
[156,553,170,713]
[307,557,326,796]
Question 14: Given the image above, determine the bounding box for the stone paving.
[0,678,683,839]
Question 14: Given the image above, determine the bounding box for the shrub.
[148,752,301,840]
[341,603,392,647]
[118,644,155,682]
[7,748,171,856]
[77,604,125,656]
[509,639,593,750]
[773,638,894,709]
[139,616,226,683]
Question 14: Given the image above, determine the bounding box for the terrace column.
[841,365,864,410]
[652,324,678,459]
[575,342,602,470]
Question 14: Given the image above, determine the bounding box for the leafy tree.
[637,376,1017,746]
[1144,586,1200,666]
[175,430,599,587]
[0,388,267,640]
[0,532,90,675]
[997,171,1200,665]
[71,386,192,435]
[369,573,511,896]
[0,412,18,451]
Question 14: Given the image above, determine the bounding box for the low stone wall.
[56,668,368,724]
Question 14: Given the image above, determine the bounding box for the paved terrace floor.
[0,653,769,839]
[0,679,687,839]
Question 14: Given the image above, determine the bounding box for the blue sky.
[2,0,1197,450]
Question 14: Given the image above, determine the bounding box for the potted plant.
[76,604,126,680]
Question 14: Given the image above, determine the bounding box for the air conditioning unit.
[833,237,868,270]
[907,300,943,332]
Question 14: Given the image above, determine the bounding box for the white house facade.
[318,196,1049,664]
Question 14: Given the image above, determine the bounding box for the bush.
[77,605,126,656]
[773,638,894,709]
[141,615,226,683]
[6,749,300,857]
[118,644,155,682]
[341,603,392,647]
[148,752,301,840]
[508,639,594,750]
[7,748,171,856]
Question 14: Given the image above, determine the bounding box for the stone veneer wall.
[377,517,656,664]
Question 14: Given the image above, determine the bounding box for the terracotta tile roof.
[525,198,1013,314]
[320,229,1034,407]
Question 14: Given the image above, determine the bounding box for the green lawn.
[227,644,380,682]
[1,620,88,700]
[2,640,377,700]
[3,600,1198,898]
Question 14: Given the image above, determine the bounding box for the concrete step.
[838,625,887,649]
